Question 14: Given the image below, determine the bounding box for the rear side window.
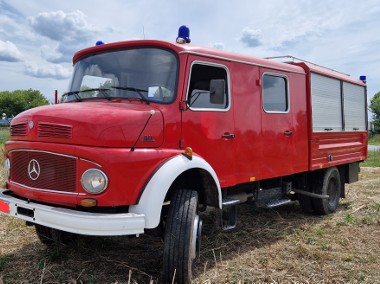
[187,63,229,110]
[262,74,289,113]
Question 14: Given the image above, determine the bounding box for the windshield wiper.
[63,88,112,101]
[62,91,82,102]
[111,86,149,103]
[94,88,113,100]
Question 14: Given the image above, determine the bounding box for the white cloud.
[0,40,23,62]
[239,27,262,48]
[24,63,71,80]
[29,10,98,63]
[40,44,69,64]
[29,10,96,42]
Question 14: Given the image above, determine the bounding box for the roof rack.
[265,55,350,76]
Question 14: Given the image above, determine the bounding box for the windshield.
[64,47,178,103]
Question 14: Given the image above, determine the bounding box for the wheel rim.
[190,214,202,260]
[327,178,338,207]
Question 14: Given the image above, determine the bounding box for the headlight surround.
[81,169,108,194]
[4,158,10,180]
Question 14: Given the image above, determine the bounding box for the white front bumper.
[0,190,145,236]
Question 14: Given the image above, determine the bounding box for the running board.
[261,198,292,209]
[221,197,240,231]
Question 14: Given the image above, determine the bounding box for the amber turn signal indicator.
[80,198,98,207]
[182,147,193,160]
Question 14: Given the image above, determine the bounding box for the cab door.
[259,70,295,179]
[180,58,237,187]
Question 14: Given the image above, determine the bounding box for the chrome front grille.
[10,150,77,192]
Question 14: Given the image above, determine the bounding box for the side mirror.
[210,79,225,105]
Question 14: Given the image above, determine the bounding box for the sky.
[0,0,379,114]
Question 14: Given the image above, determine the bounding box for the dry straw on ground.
[0,167,379,283]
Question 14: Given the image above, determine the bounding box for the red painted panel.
[180,55,237,187]
[309,132,368,170]
[257,69,308,180]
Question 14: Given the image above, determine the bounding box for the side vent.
[10,122,27,136]
[38,123,73,139]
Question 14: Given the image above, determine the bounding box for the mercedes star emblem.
[28,159,41,180]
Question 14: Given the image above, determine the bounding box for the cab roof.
[73,39,365,86]
[72,39,305,75]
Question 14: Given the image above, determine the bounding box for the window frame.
[186,61,231,112]
[262,72,290,114]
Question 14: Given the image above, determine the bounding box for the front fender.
[129,154,222,228]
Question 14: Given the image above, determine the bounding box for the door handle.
[284,130,293,136]
[222,133,236,139]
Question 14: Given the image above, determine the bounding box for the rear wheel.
[163,189,202,283]
[312,167,341,215]
[298,194,314,213]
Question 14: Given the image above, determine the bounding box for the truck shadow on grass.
[1,203,328,283]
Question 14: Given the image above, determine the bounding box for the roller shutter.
[311,73,342,132]
[343,82,366,131]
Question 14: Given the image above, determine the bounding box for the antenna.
[142,26,145,39]
[131,110,155,151]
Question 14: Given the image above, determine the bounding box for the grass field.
[0,169,379,283]
[363,150,380,167]
[0,128,9,144]
[368,134,380,146]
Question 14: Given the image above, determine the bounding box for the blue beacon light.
[95,41,104,46]
[359,75,366,83]
[176,25,191,44]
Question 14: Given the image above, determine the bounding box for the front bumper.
[0,190,145,236]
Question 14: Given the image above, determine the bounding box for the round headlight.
[81,169,108,194]
[4,158,10,180]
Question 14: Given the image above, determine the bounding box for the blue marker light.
[360,75,366,83]
[95,41,104,46]
[176,25,191,44]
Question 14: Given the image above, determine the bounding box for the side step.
[260,198,292,209]
[221,197,240,231]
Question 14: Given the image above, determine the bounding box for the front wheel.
[163,189,202,283]
[35,224,76,245]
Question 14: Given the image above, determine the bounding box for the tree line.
[0,89,49,119]
[370,91,380,134]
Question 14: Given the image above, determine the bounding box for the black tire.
[298,194,314,213]
[163,189,202,284]
[35,224,54,245]
[312,167,341,215]
[298,173,319,214]
[35,224,76,245]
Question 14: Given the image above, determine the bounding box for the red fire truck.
[1,27,367,283]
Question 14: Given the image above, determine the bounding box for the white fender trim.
[129,154,222,228]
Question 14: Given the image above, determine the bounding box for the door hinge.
[179,101,188,111]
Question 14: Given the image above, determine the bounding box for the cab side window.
[262,74,289,113]
[187,63,229,110]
